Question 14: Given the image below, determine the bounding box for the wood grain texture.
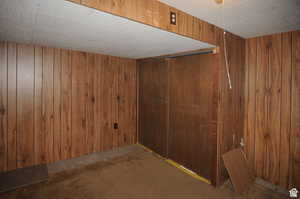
[291,30,300,189]
[138,28,245,186]
[119,60,137,146]
[34,46,45,164]
[86,53,96,154]
[138,59,169,157]
[17,44,35,168]
[0,41,8,172]
[168,54,219,181]
[43,47,55,163]
[7,42,17,171]
[280,32,292,187]
[245,30,298,189]
[222,149,255,193]
[53,49,62,162]
[216,30,246,186]
[245,38,257,173]
[61,50,72,160]
[71,51,87,157]
[1,42,137,172]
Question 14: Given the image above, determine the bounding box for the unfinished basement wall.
[0,41,137,172]
[244,30,300,189]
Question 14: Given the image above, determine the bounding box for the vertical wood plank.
[202,22,216,45]
[94,54,102,152]
[7,42,17,171]
[71,51,87,157]
[136,0,153,25]
[122,0,137,20]
[119,60,137,146]
[61,50,72,160]
[255,36,269,179]
[34,46,44,164]
[157,2,170,30]
[42,47,54,163]
[97,0,112,14]
[266,34,282,184]
[111,57,119,149]
[279,32,292,188]
[100,56,118,151]
[192,17,202,41]
[17,44,35,168]
[87,53,96,154]
[291,30,300,189]
[53,48,62,162]
[0,41,8,172]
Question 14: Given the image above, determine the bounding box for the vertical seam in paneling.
[70,50,73,157]
[286,32,292,188]
[59,49,62,159]
[289,32,294,189]
[41,47,44,163]
[6,42,9,171]
[254,38,258,175]
[52,48,55,162]
[16,44,18,168]
[279,34,283,185]
[33,45,36,164]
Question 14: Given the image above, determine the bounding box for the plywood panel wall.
[215,30,246,186]
[245,30,300,189]
[0,41,137,172]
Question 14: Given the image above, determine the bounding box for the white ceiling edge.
[0,0,215,59]
[159,0,300,38]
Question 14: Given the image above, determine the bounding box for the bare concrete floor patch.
[0,145,286,199]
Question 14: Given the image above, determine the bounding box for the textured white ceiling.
[0,0,214,59]
[160,0,300,38]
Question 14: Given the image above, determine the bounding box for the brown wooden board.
[168,54,219,181]
[222,149,255,193]
[7,42,17,171]
[43,47,55,163]
[34,46,45,165]
[61,50,72,160]
[53,49,62,162]
[138,59,169,157]
[71,51,87,157]
[17,44,35,168]
[291,30,300,189]
[0,41,8,172]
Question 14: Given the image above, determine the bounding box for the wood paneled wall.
[138,30,246,186]
[138,59,169,157]
[69,0,221,46]
[244,30,300,189]
[216,30,246,185]
[0,41,137,172]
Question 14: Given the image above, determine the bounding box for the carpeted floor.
[0,145,286,199]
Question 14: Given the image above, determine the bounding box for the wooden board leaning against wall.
[0,41,137,172]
